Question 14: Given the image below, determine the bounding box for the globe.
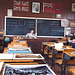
[5,37,10,42]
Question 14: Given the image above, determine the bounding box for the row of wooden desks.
[42,42,75,75]
[62,50,75,75]
[52,48,75,75]
[0,40,56,75]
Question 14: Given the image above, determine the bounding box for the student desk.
[52,47,74,72]
[41,42,51,56]
[3,47,32,54]
[0,62,39,75]
[56,40,67,44]
[42,42,55,64]
[3,47,45,63]
[51,48,64,72]
[42,42,54,55]
[70,69,75,75]
[2,48,34,62]
[61,50,75,75]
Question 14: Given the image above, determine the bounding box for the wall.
[0,0,75,32]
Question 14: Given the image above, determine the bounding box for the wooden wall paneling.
[0,0,75,35]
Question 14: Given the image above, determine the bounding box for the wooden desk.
[42,42,54,54]
[41,42,49,55]
[3,48,8,54]
[51,47,74,72]
[0,62,38,75]
[8,43,28,48]
[0,59,34,62]
[41,42,55,63]
[3,47,34,63]
[57,40,67,43]
[64,51,75,57]
[60,49,75,75]
[51,48,64,72]
[3,47,32,54]
[70,69,75,74]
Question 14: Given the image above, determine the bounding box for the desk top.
[42,42,51,45]
[54,48,64,52]
[47,44,55,47]
[64,51,75,57]
[57,40,66,43]
[42,42,55,44]
[42,42,55,47]
[0,63,38,75]
[70,69,75,74]
[54,46,74,52]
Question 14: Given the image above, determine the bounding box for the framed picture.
[32,2,40,13]
[72,3,75,11]
[56,14,62,18]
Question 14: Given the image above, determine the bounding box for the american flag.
[13,0,29,11]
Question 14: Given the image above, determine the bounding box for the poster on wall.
[7,9,12,16]
[56,14,62,18]
[32,2,40,13]
[72,3,75,11]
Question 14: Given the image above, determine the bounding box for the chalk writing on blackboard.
[5,17,36,35]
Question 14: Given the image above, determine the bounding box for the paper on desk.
[14,45,22,47]
[51,45,55,47]
[0,62,4,71]
[54,43,63,49]
[56,48,64,50]
[66,47,70,49]
[0,54,13,59]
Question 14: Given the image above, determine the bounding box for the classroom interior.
[0,0,75,75]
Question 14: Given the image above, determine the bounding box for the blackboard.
[5,17,36,35]
[37,19,64,37]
